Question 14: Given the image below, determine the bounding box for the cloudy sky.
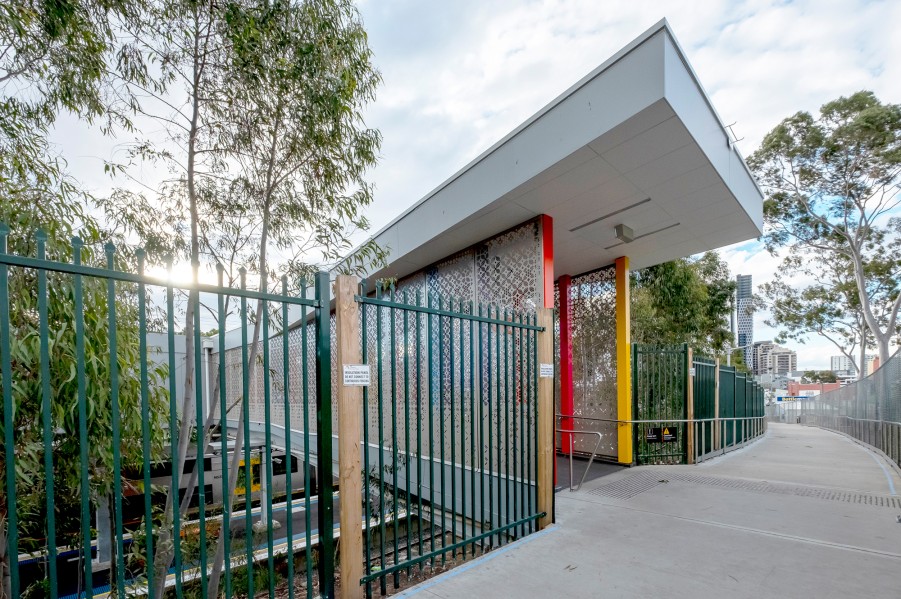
[54,0,900,369]
[349,0,900,370]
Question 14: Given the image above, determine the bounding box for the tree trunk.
[859,323,867,381]
[206,205,272,598]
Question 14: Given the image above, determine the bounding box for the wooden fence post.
[537,307,554,529]
[687,347,694,464]
[335,275,363,599]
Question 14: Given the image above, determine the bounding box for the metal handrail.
[556,414,765,424]
[555,429,602,492]
[556,414,768,464]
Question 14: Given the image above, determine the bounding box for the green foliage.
[631,252,735,356]
[802,370,837,384]
[729,349,751,375]
[0,199,169,553]
[749,90,901,362]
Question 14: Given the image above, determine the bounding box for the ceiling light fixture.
[614,224,634,243]
[604,222,681,251]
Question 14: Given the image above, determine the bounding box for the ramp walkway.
[397,423,901,598]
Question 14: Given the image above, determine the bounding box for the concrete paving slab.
[396,423,901,599]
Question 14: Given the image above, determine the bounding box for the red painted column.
[558,274,574,454]
[540,215,554,309]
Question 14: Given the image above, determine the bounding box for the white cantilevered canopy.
[354,19,763,283]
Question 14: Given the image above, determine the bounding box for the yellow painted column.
[615,256,633,464]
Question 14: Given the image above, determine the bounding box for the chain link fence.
[799,350,901,469]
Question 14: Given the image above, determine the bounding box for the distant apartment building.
[830,355,856,375]
[736,274,753,366]
[752,340,773,375]
[770,347,797,375]
[752,340,797,376]
[864,354,879,376]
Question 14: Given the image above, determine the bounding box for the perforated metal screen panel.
[557,266,618,458]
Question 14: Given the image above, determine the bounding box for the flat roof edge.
[335,19,674,273]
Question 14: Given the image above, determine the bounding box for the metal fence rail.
[355,286,543,595]
[0,225,333,598]
[798,350,901,469]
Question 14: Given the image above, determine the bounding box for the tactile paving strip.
[589,470,901,509]
[588,472,664,499]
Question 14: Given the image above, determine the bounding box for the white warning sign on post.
[343,364,371,386]
[539,363,554,378]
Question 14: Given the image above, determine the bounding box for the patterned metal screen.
[558,266,618,458]
[221,217,544,456]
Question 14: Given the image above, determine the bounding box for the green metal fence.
[356,284,543,595]
[693,356,717,455]
[632,344,766,465]
[695,360,766,463]
[0,226,334,598]
[797,350,901,471]
[632,344,689,464]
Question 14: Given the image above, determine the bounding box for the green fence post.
[315,271,335,598]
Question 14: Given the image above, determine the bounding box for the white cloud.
[50,0,900,367]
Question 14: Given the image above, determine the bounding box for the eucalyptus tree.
[756,245,898,378]
[98,0,240,592]
[749,91,901,364]
[631,252,735,356]
[203,1,385,594]
[1,1,170,596]
[102,0,385,594]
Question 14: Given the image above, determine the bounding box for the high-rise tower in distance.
[735,274,753,367]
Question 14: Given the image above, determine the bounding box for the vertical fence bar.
[167,260,185,597]
[72,237,93,596]
[438,297,447,562]
[389,285,399,588]
[260,273,276,598]
[504,310,516,536]
[487,305,494,546]
[403,291,413,574]
[36,231,58,598]
[458,300,466,557]
[516,313,524,538]
[300,278,314,595]
[426,292,435,565]
[415,292,424,570]
[528,315,536,534]
[468,301,476,555]
[448,298,456,558]
[495,306,503,545]
[137,251,153,593]
[217,265,232,598]
[336,275,363,599]
[105,244,127,598]
[375,284,386,595]
[687,347,694,465]
[360,287,372,598]
[192,277,209,599]
[478,304,486,548]
[239,269,254,599]
[315,271,335,599]
[281,277,294,598]
[0,225,19,599]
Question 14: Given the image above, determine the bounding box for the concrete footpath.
[397,423,901,599]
